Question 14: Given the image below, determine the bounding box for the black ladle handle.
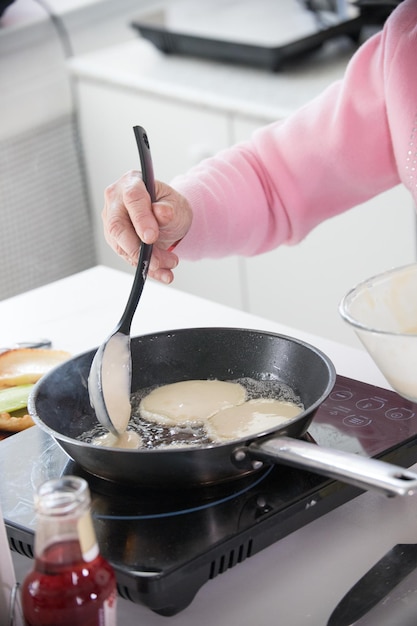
[116,126,155,336]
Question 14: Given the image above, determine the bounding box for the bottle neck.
[33,476,99,564]
[35,508,99,564]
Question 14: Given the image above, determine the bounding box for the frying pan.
[29,328,417,496]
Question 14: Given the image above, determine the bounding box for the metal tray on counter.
[130,4,364,72]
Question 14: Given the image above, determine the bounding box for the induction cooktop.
[2,375,417,616]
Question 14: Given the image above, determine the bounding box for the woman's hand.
[102,170,192,284]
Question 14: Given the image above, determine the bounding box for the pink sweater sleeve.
[171,3,413,261]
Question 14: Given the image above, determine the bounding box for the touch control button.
[342,414,373,428]
[356,396,386,412]
[386,407,415,421]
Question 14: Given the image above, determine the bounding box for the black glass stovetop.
[2,375,417,616]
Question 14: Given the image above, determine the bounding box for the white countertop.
[3,266,417,625]
[68,34,356,121]
[0,265,388,387]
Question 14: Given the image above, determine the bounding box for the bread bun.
[0,348,70,389]
[0,411,34,432]
[0,348,71,433]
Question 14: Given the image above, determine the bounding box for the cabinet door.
[233,116,417,347]
[77,81,245,309]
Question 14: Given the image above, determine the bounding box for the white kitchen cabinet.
[71,39,416,347]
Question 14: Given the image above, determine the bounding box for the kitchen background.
[1,0,414,348]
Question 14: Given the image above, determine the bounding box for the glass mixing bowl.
[340,264,417,402]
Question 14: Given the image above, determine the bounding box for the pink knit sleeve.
[172,16,401,261]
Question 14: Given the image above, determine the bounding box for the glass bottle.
[21,476,117,626]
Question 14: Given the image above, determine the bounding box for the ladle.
[88,125,155,436]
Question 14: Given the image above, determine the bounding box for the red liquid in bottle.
[21,539,116,626]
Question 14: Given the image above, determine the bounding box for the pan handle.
[234,436,417,497]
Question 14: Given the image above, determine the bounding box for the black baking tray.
[355,1,403,24]
[131,9,364,72]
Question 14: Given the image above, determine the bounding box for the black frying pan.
[28,328,417,496]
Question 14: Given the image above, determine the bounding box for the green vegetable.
[0,384,34,413]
